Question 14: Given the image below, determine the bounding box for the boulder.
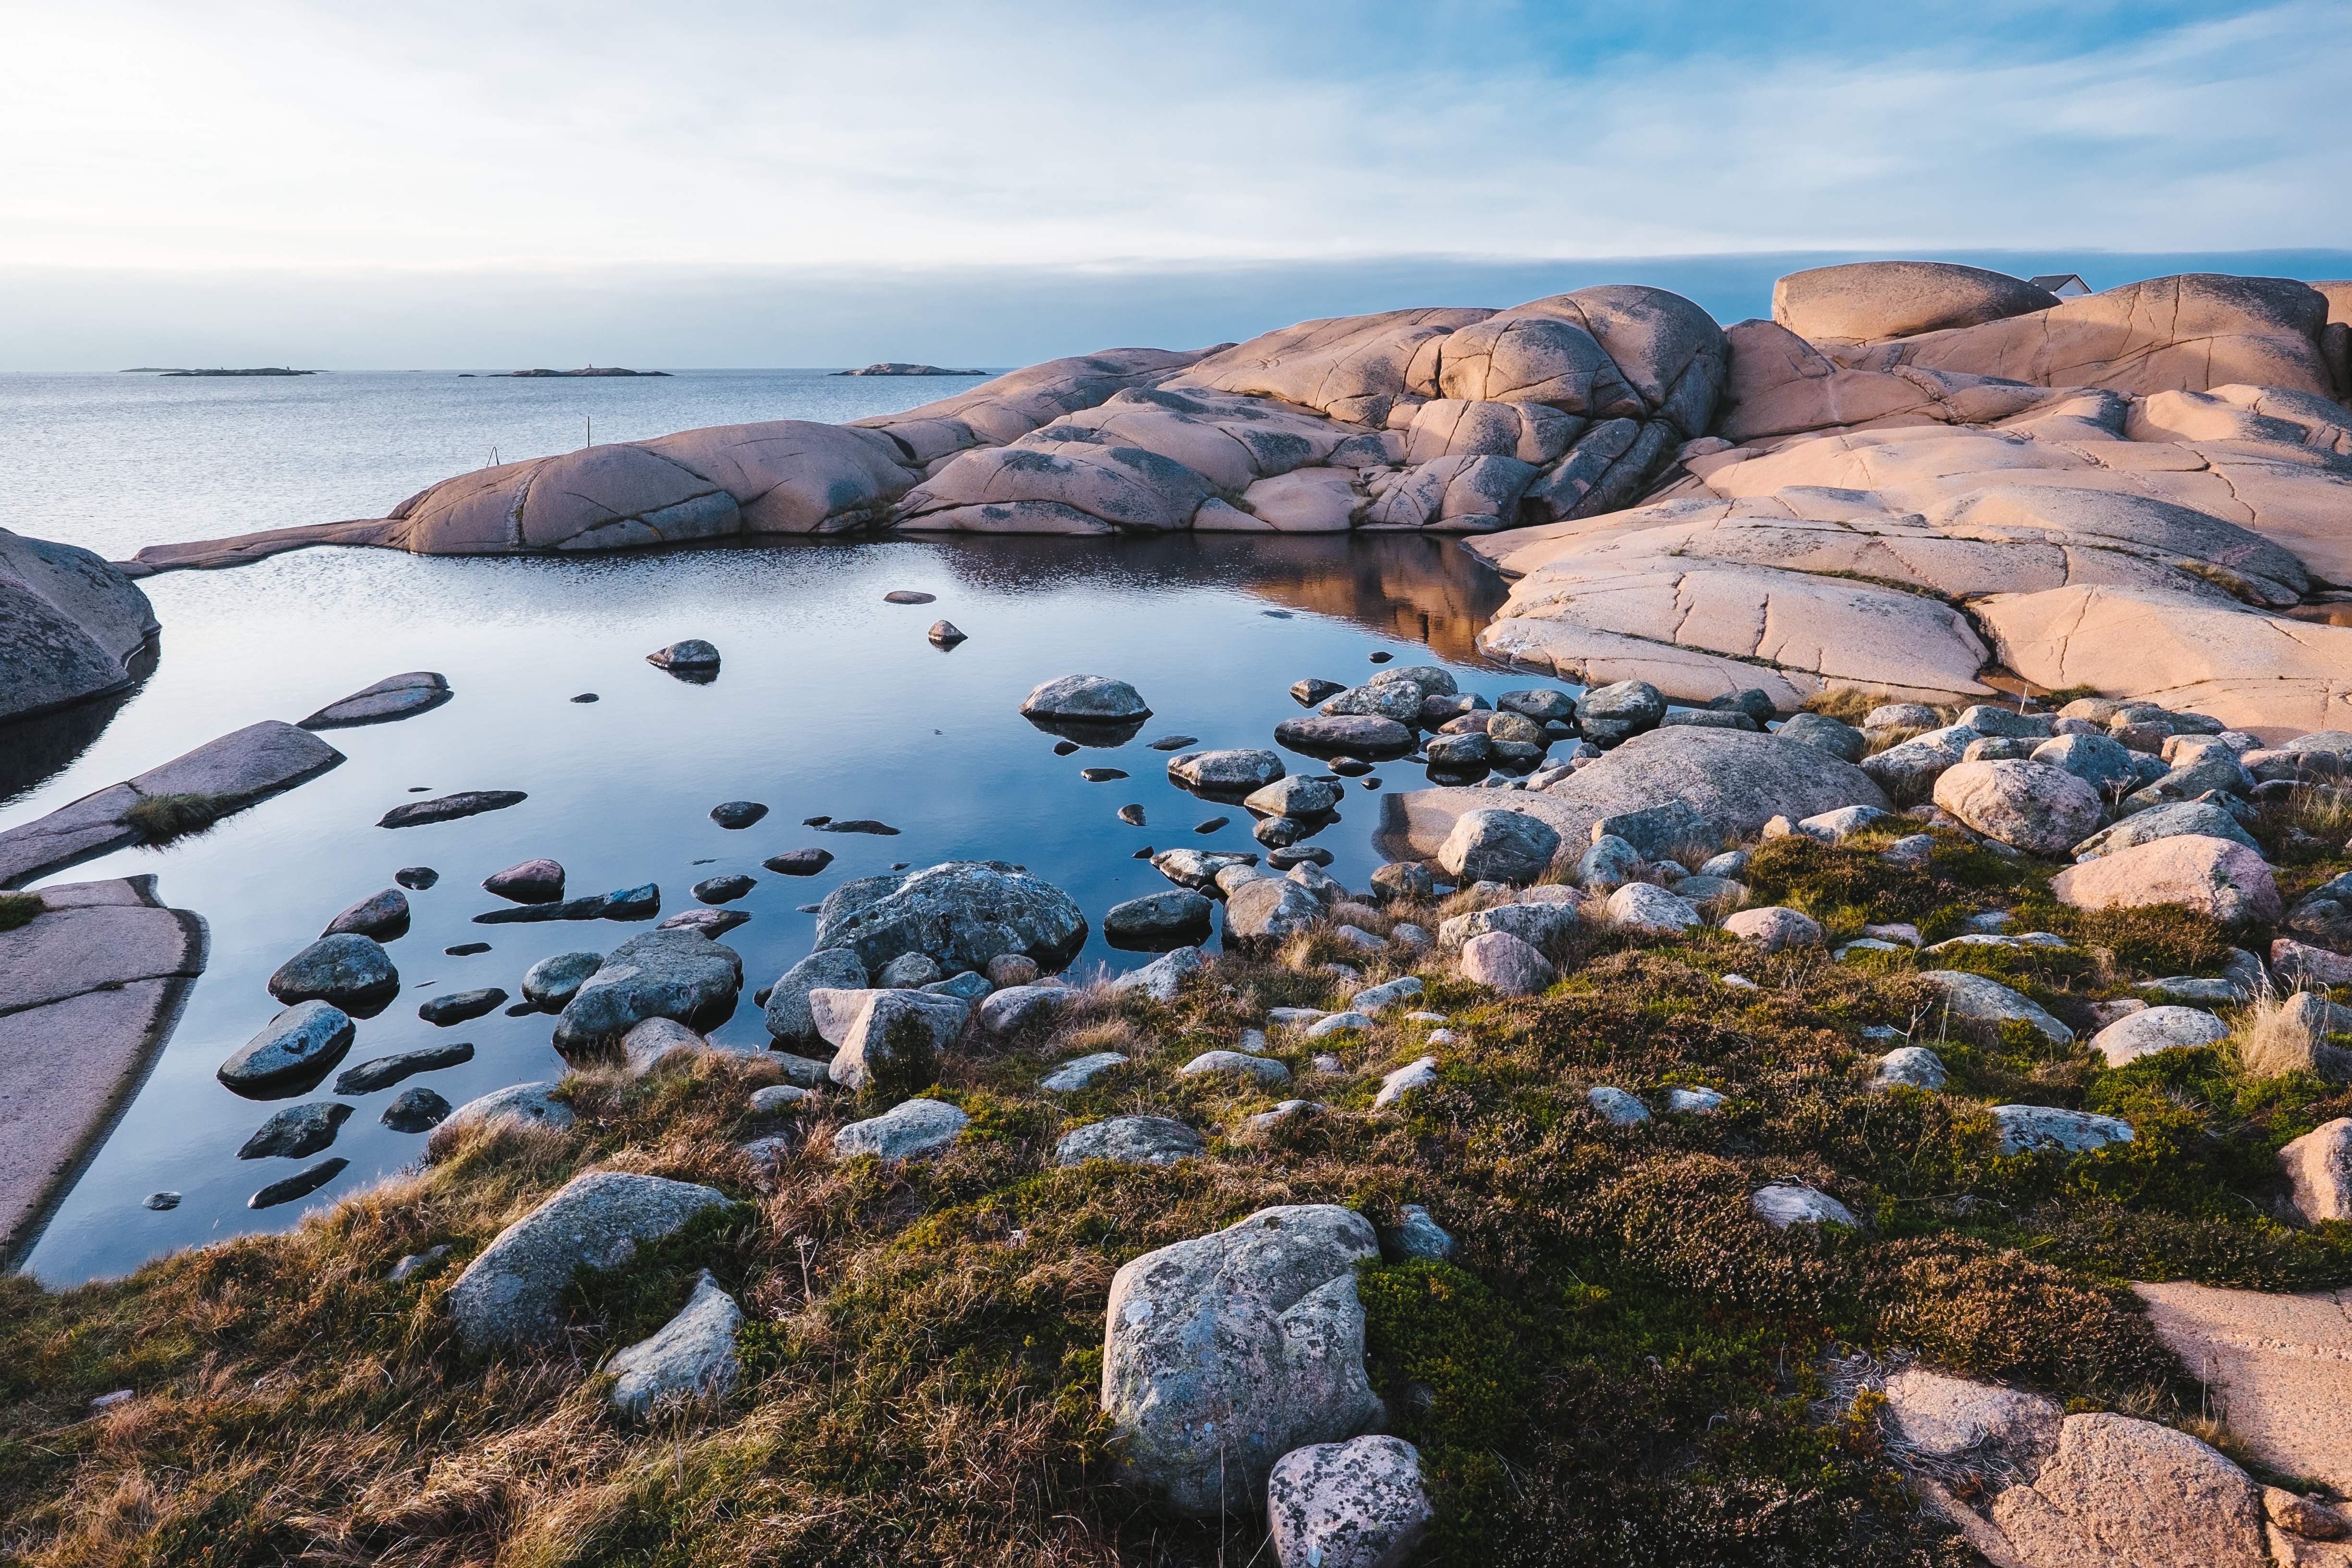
[812,861,1088,975]
[1265,1436,1434,1568]
[2072,799,2259,859]
[0,527,158,724]
[1989,1105,2134,1155]
[2133,1279,2352,1496]
[1917,971,2073,1044]
[1578,834,1643,891]
[446,1171,730,1344]
[1557,728,1886,845]
[236,1100,352,1160]
[216,1000,356,1095]
[552,929,742,1052]
[809,988,969,1090]
[441,1081,575,1135]
[418,987,506,1026]
[1384,1206,1457,1262]
[1438,902,1578,951]
[381,1086,451,1132]
[1111,945,1207,1004]
[1224,878,1326,950]
[297,671,452,730]
[1169,749,1286,793]
[2280,1119,2352,1224]
[1574,679,1666,744]
[1054,1115,1204,1167]
[978,982,1076,1034]
[831,1097,969,1162]
[1880,1364,2060,1463]
[2048,835,2281,925]
[1589,800,1717,859]
[1987,1413,2266,1568]
[1152,848,1261,891]
[755,949,866,1042]
[1605,882,1701,934]
[1587,1086,1649,1126]
[2092,1005,2230,1067]
[1458,930,1556,995]
[1931,760,2104,856]
[522,950,603,1010]
[1369,862,1435,904]
[1021,674,1150,722]
[1751,1184,1856,1228]
[1102,1205,1384,1515]
[620,1017,705,1074]
[2031,732,2142,797]
[1872,1046,1948,1090]
[608,1269,741,1421]
[1104,890,1215,944]
[1275,715,1416,758]
[1246,775,1345,819]
[323,888,409,941]
[1373,1057,1441,1108]
[1319,683,1423,723]
[1775,711,1868,762]
[1722,906,1822,952]
[267,933,398,1012]
[1180,1050,1291,1085]
[378,789,527,829]
[1436,808,1561,885]
[1772,260,2061,343]
[1041,1051,1128,1092]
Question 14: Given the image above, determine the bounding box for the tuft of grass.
[0,893,40,931]
[121,790,256,845]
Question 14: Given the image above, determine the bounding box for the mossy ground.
[4,864,2349,1566]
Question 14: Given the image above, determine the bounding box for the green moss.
[567,1201,757,1350]
[0,892,39,931]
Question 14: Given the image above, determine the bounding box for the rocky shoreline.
[6,259,2352,1564]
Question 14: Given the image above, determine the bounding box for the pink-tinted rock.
[2280,1118,2352,1224]
[2048,834,2281,925]
[1931,760,2103,856]
[2274,939,2352,986]
[1266,1435,1433,1568]
[1458,930,1555,996]
[1773,261,2061,344]
[1721,905,1823,952]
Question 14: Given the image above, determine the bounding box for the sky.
[2,0,2348,367]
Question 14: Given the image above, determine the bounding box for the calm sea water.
[2,370,1518,1285]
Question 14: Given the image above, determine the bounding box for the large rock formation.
[0,527,157,723]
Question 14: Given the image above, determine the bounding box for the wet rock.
[1119,804,1146,826]
[1110,944,1208,1004]
[763,847,834,876]
[1752,1184,1855,1228]
[444,941,490,956]
[709,801,767,829]
[268,933,398,1012]
[378,790,527,829]
[610,1269,742,1420]
[1056,1115,1205,1167]
[1103,1205,1384,1515]
[394,867,438,890]
[648,638,720,675]
[2050,835,2281,925]
[324,887,409,941]
[297,671,453,730]
[419,987,506,1026]
[1196,816,1231,834]
[1575,679,1666,745]
[1458,930,1555,995]
[144,1191,180,1210]
[1269,845,1334,870]
[522,950,603,1010]
[1081,767,1128,782]
[1919,970,2073,1044]
[217,1000,356,1095]
[821,819,899,835]
[478,860,566,906]
[1990,1104,2134,1154]
[813,861,1088,975]
[1265,1436,1434,1568]
[1021,674,1150,722]
[553,928,741,1052]
[334,1041,474,1095]
[1275,715,1416,758]
[598,882,661,920]
[237,1100,352,1159]
[1170,749,1287,793]
[248,1157,348,1210]
[833,1097,968,1162]
[659,906,748,938]
[381,1086,451,1132]
[442,1081,575,1135]
[692,873,754,905]
[1291,678,1347,708]
[448,1171,730,1343]
[2093,1005,2230,1067]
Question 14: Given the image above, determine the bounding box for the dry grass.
[2236,988,2322,1080]
[121,790,257,845]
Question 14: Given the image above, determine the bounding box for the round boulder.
[216,1000,356,1095]
[1054,1115,1205,1167]
[1458,929,1556,995]
[1722,906,1823,952]
[268,933,399,1012]
[1020,674,1150,722]
[1437,808,1561,885]
[2090,1004,2230,1067]
[813,861,1089,975]
[1932,760,2104,856]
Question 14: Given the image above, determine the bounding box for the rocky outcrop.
[551,929,743,1054]
[1773,261,2063,345]
[811,862,1087,975]
[1985,1413,2266,1568]
[0,527,158,724]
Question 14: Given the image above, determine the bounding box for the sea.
[0,368,1516,1284]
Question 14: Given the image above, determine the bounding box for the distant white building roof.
[2028,274,2092,298]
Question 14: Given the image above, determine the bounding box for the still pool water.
[10,530,1518,1285]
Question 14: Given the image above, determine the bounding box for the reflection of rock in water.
[1239,535,1511,663]
[0,640,155,806]
[911,534,1510,663]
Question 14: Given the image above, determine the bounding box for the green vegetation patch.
[122,790,257,845]
[0,892,40,931]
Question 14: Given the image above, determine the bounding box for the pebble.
[709,801,768,829]
[394,867,438,890]
[883,589,936,604]
[444,942,490,956]
[381,1086,452,1132]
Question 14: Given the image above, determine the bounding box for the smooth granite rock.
[1055,1115,1205,1167]
[297,672,452,730]
[553,929,741,1052]
[217,1000,356,1095]
[608,1269,742,1420]
[832,1097,969,1162]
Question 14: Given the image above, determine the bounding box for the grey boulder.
[813,861,1088,975]
[0,527,158,724]
[1932,760,2104,856]
[1436,808,1560,885]
[552,928,742,1052]
[446,1170,730,1344]
[323,887,409,941]
[216,1000,356,1094]
[810,988,969,1089]
[297,671,452,730]
[1111,945,1207,1003]
[236,1100,352,1159]
[832,1097,968,1162]
[1223,878,1326,950]
[1055,1115,1205,1166]
[1918,970,2073,1044]
[1102,1205,1384,1515]
[442,1081,576,1135]
[761,947,869,1042]
[522,950,604,1010]
[1437,901,1577,950]
[1575,678,1666,744]
[609,1269,742,1420]
[2072,799,2259,860]
[1170,749,1286,793]
[380,1086,452,1132]
[1104,890,1215,943]
[2092,1005,2229,1066]
[1990,1105,2134,1155]
[267,933,399,1012]
[1021,674,1150,722]
[979,982,1077,1033]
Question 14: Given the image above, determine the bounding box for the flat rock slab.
[2134,1279,2352,1494]
[0,720,345,888]
[297,671,452,730]
[379,790,527,829]
[0,877,205,1264]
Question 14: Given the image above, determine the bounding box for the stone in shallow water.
[647,638,720,672]
[883,589,935,604]
[381,1086,452,1132]
[708,800,768,829]
[763,847,833,876]
[268,933,399,1012]
[553,927,742,1051]
[1020,673,1150,722]
[692,873,754,904]
[143,1191,179,1211]
[323,887,409,941]
[1145,734,1198,750]
[444,941,489,956]
[394,866,437,890]
[237,1100,352,1159]
[217,1000,356,1095]
[297,671,452,730]
[521,950,602,1009]
[248,1157,348,1210]
[483,858,565,903]
[377,790,527,829]
[334,1040,474,1094]
[418,987,507,1026]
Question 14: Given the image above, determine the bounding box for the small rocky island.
[9,259,2352,1565]
[832,362,986,376]
[149,367,318,376]
[500,366,671,377]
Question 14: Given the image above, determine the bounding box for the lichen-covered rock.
[446,1171,729,1344]
[552,928,742,1052]
[1169,750,1286,794]
[1881,1364,2059,1464]
[812,861,1088,974]
[2050,834,2280,925]
[808,988,969,1090]
[1722,906,1822,951]
[1020,674,1151,722]
[1102,1205,1384,1515]
[1055,1115,1204,1167]
[1987,1412,2266,1568]
[1224,877,1326,950]
[1437,901,1577,951]
[522,950,602,1010]
[1932,760,2104,856]
[2072,798,2260,859]
[1265,1435,1434,1568]
[2092,1005,2230,1067]
[1604,882,1700,934]
[1435,808,1561,885]
[1990,1104,2134,1155]
[1919,970,2074,1044]
[608,1269,742,1420]
[760,947,868,1042]
[1458,930,1555,995]
[1872,1046,1948,1090]
[1752,1184,1856,1228]
[831,1097,968,1162]
[441,1081,575,1136]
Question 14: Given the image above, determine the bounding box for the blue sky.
[1,0,2347,366]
